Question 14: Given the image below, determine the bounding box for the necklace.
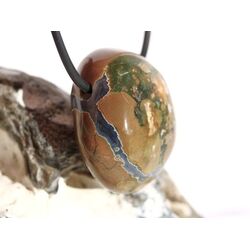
[51,31,175,193]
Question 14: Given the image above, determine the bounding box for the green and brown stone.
[72,49,175,193]
[106,55,174,164]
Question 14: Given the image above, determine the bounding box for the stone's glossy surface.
[71,49,175,193]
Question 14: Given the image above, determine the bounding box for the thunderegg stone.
[0,67,200,217]
[72,50,175,193]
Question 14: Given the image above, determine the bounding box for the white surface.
[0,1,250,218]
[0,171,135,218]
[0,171,172,218]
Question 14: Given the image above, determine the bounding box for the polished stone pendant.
[71,49,175,193]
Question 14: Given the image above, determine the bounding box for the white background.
[1,0,250,219]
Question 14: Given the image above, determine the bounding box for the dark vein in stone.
[71,74,148,181]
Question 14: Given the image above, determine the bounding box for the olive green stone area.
[106,54,172,164]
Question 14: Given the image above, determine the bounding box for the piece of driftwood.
[0,67,200,217]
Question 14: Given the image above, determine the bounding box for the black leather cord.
[140,31,151,57]
[51,31,91,93]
